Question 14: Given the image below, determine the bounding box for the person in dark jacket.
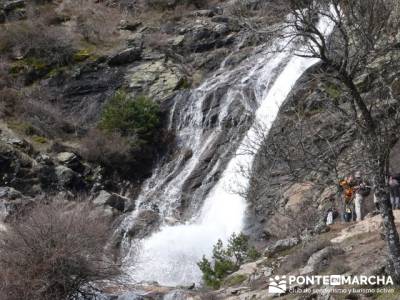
[389,173,400,210]
[353,171,371,221]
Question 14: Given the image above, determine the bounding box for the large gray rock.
[183,21,237,53]
[3,0,25,12]
[0,186,22,200]
[264,237,300,256]
[127,60,185,101]
[36,153,52,165]
[108,47,142,66]
[3,136,30,151]
[301,246,344,274]
[224,257,268,285]
[57,152,77,164]
[189,10,215,18]
[0,201,14,221]
[56,152,84,173]
[55,165,76,187]
[127,210,160,239]
[93,190,127,212]
[0,187,27,221]
[168,35,185,47]
[93,190,111,206]
[211,16,240,31]
[118,20,142,31]
[1,0,25,22]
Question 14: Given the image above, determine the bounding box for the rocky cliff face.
[0,0,278,242]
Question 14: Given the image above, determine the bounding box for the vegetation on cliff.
[198,233,260,289]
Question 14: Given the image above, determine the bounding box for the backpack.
[343,211,352,222]
[358,186,371,197]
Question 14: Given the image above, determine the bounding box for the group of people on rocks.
[326,171,400,225]
[338,171,371,222]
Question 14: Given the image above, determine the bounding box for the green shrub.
[31,135,47,144]
[197,233,260,289]
[80,91,163,178]
[325,83,341,99]
[73,48,92,62]
[99,91,160,141]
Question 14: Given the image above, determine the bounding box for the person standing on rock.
[353,171,371,221]
[340,175,355,222]
[373,193,380,211]
[325,197,338,225]
[389,173,400,210]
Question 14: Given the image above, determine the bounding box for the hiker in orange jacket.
[340,176,355,222]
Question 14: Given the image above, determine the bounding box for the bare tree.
[0,200,119,300]
[244,0,400,279]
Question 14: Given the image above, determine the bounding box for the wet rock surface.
[93,190,128,212]
[127,210,160,239]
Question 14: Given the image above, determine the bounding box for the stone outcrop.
[0,186,22,200]
[331,211,400,244]
[0,186,32,222]
[300,246,345,274]
[0,126,114,211]
[283,182,316,212]
[0,0,25,23]
[56,152,84,172]
[108,47,142,66]
[118,20,142,32]
[127,209,160,239]
[127,60,186,101]
[55,165,78,188]
[264,237,300,256]
[93,190,128,212]
[182,21,238,53]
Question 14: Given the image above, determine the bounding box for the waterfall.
[122,16,334,287]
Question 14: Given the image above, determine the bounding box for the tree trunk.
[338,71,376,132]
[375,182,400,282]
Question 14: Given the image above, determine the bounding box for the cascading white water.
[124,15,334,287]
